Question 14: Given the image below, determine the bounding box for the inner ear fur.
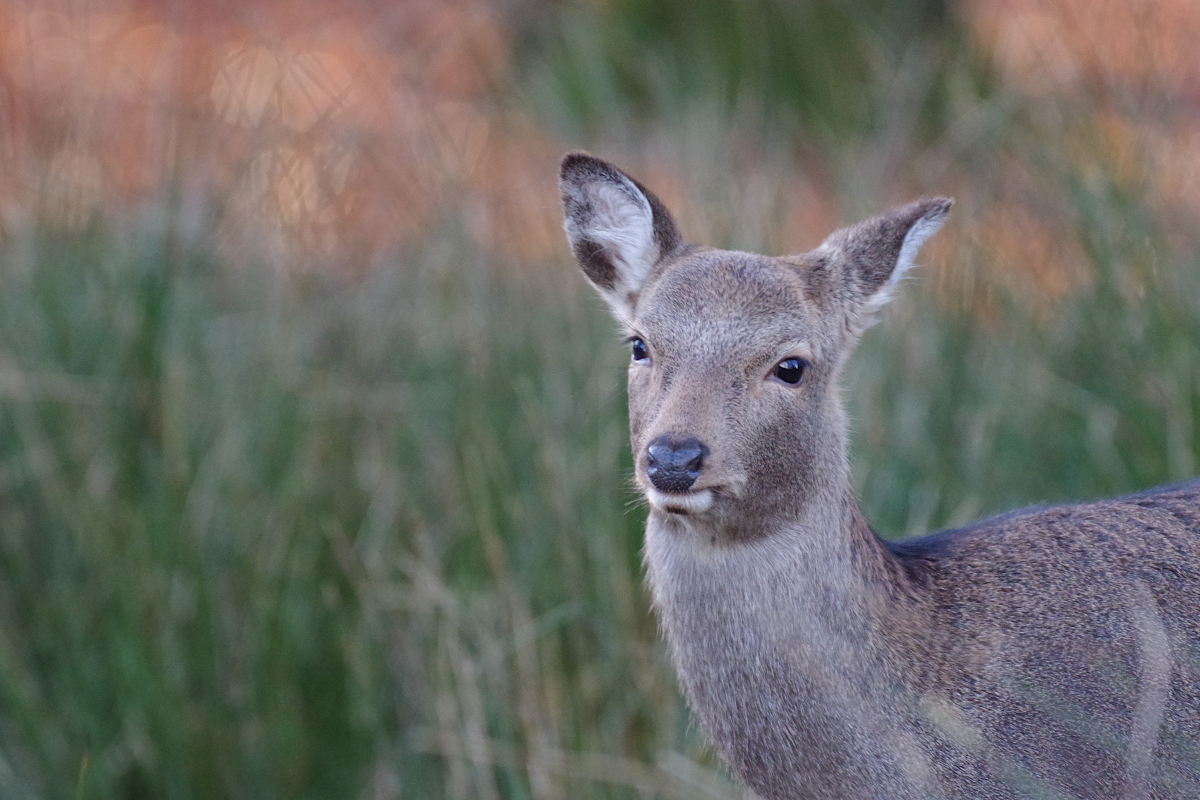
[815,197,953,325]
[559,152,684,320]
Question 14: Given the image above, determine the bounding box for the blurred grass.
[853,183,1200,535]
[0,215,733,799]
[1,1,1200,799]
[516,0,969,143]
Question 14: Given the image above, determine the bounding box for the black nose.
[646,435,709,493]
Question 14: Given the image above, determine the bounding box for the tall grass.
[0,215,737,799]
[853,163,1200,535]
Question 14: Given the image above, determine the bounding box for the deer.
[558,152,1200,800]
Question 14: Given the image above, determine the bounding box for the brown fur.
[559,152,1200,800]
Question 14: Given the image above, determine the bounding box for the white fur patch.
[646,486,715,515]
[584,179,656,276]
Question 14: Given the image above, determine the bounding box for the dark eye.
[630,337,650,363]
[772,357,806,385]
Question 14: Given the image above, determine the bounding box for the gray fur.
[559,152,1200,800]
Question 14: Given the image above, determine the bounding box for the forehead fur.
[634,249,827,354]
[641,250,809,316]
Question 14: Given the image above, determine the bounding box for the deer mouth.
[646,485,715,515]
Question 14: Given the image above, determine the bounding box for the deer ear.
[816,197,953,329]
[560,152,684,322]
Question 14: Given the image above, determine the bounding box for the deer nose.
[646,435,709,493]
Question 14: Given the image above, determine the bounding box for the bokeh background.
[1,0,1199,797]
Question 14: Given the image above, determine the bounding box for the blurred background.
[0,0,1198,797]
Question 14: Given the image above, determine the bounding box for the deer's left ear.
[815,197,953,329]
[560,152,685,323]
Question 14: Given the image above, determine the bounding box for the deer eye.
[772,357,806,385]
[630,337,650,363]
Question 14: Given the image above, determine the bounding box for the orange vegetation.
[0,0,563,269]
[3,0,1198,285]
[962,0,1200,297]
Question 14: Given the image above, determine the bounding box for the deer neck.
[642,480,936,793]
[644,480,905,650]
[642,465,927,707]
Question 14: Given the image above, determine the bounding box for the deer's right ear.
[560,152,684,322]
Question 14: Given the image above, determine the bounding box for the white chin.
[646,487,715,515]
